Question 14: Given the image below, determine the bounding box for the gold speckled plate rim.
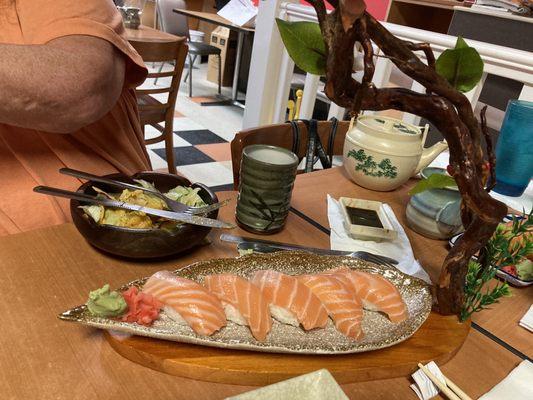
[59,251,432,355]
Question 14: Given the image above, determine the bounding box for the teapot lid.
[357,115,421,136]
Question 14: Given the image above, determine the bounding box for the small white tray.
[338,197,398,242]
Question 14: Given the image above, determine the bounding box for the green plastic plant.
[276,5,506,317]
[461,260,511,322]
[408,173,457,195]
[276,21,484,93]
[460,211,532,321]
[276,19,326,76]
[435,37,484,93]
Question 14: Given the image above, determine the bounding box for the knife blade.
[34,186,236,229]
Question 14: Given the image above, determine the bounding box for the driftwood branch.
[480,105,496,191]
[308,0,508,315]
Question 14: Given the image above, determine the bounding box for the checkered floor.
[145,118,235,192]
[141,62,242,192]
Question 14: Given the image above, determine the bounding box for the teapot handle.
[421,123,430,148]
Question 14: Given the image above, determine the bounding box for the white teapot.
[343,115,448,191]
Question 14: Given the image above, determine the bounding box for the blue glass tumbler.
[493,100,533,197]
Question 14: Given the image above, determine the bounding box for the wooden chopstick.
[442,375,473,400]
[417,363,464,400]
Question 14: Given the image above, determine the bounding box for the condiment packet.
[410,361,446,400]
[519,304,533,333]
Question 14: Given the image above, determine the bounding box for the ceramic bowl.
[70,172,218,259]
[406,167,463,240]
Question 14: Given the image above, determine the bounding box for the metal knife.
[220,234,399,264]
[34,186,236,229]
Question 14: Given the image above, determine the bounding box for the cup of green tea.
[236,145,299,234]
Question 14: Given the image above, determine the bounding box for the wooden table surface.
[124,25,182,43]
[0,172,530,399]
[292,167,533,359]
[174,9,255,33]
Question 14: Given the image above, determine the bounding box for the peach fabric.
[0,0,151,236]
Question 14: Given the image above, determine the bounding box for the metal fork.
[235,242,398,268]
[220,234,399,265]
[59,167,228,215]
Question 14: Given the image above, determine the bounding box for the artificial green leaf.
[455,36,469,49]
[408,173,457,195]
[435,36,484,93]
[276,19,326,76]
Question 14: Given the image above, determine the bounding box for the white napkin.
[327,195,431,283]
[410,361,446,400]
[217,0,257,27]
[479,360,533,400]
[519,305,533,333]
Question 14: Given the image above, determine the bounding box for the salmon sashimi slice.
[204,274,273,341]
[328,268,408,323]
[298,274,364,340]
[251,270,329,330]
[142,271,226,336]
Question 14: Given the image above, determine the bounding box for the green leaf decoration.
[409,173,457,195]
[276,19,326,76]
[455,36,469,49]
[436,36,484,93]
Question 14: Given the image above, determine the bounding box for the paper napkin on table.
[479,360,533,400]
[519,305,533,332]
[225,369,348,400]
[217,0,257,27]
[327,195,431,283]
[410,361,446,400]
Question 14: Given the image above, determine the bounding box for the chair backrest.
[230,120,351,189]
[129,38,188,127]
[156,0,190,39]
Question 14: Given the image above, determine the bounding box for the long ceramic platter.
[60,252,432,355]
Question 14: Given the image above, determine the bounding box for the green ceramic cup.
[236,145,299,234]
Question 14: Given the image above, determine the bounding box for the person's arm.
[0,35,125,134]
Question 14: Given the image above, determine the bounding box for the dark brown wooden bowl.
[70,172,218,259]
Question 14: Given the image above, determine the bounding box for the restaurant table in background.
[125,25,181,43]
[0,172,530,399]
[173,9,254,108]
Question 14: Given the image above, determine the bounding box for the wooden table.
[124,25,181,43]
[173,10,254,108]
[292,167,533,359]
[0,172,530,399]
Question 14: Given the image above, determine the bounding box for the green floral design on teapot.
[347,149,398,179]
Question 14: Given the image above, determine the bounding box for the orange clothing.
[0,0,150,235]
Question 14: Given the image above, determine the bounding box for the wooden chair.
[230,120,351,189]
[156,0,222,97]
[130,38,188,174]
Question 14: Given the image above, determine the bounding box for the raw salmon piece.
[204,274,273,341]
[142,271,226,336]
[251,270,329,330]
[329,268,408,323]
[299,274,364,340]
